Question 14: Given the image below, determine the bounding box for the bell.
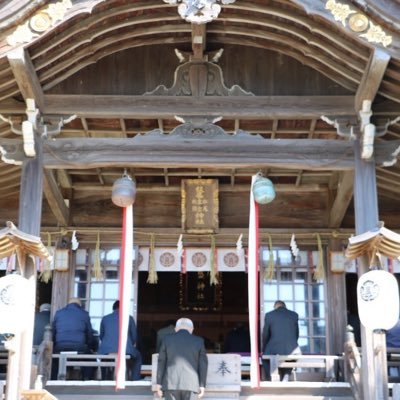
[252,176,276,204]
[111,175,136,207]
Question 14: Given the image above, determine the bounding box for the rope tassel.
[93,232,103,280]
[147,234,158,284]
[313,233,325,281]
[264,233,274,281]
[209,235,218,285]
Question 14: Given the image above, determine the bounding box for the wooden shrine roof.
[0,0,400,245]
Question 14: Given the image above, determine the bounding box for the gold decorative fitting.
[30,12,52,33]
[348,13,369,32]
[361,21,393,47]
[325,0,392,47]
[325,0,355,26]
[6,0,72,46]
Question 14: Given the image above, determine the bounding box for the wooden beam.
[40,137,357,170]
[3,137,399,170]
[71,183,328,193]
[1,97,400,117]
[7,48,45,110]
[42,94,355,119]
[43,169,70,226]
[329,171,354,228]
[355,47,390,112]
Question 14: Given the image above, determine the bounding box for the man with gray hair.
[156,318,208,400]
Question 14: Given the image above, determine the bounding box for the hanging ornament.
[252,173,276,205]
[209,235,218,285]
[313,233,325,281]
[264,233,275,281]
[93,232,103,280]
[358,269,399,330]
[290,234,299,258]
[236,234,243,254]
[71,230,79,251]
[177,234,183,257]
[147,234,158,284]
[40,232,53,283]
[111,172,136,207]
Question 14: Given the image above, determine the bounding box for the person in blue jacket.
[98,300,142,380]
[52,297,95,379]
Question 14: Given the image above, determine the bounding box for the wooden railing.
[343,325,362,400]
[261,354,343,382]
[52,353,131,380]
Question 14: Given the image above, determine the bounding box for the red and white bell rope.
[248,175,260,388]
[116,204,133,389]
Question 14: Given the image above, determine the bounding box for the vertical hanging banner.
[248,175,260,388]
[116,204,133,390]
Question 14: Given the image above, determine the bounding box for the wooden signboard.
[181,179,219,233]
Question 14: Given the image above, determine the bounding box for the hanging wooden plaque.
[181,179,219,234]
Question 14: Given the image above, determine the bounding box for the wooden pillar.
[326,238,347,356]
[17,138,44,396]
[353,138,388,400]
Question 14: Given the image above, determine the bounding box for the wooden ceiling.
[0,0,400,244]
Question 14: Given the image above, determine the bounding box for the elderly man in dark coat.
[52,297,95,379]
[156,318,208,400]
[262,300,301,381]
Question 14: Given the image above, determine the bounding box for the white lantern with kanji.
[357,269,399,331]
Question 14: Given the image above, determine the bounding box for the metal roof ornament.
[164,0,236,24]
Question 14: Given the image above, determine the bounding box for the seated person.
[98,300,142,380]
[52,298,95,380]
[33,303,51,346]
[224,322,251,354]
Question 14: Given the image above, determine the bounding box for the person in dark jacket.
[52,297,95,379]
[262,300,301,381]
[33,303,51,346]
[156,318,208,400]
[224,322,250,354]
[98,300,142,380]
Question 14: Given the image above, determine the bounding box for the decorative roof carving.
[144,57,253,97]
[163,0,236,24]
[134,123,262,140]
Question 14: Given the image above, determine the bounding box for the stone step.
[46,380,356,400]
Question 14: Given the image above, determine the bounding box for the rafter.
[355,47,391,112]
[7,48,45,110]
[329,171,354,228]
[43,169,70,226]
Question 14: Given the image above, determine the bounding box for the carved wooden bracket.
[320,115,359,138]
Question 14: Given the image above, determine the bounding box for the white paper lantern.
[357,269,399,331]
[0,274,31,334]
